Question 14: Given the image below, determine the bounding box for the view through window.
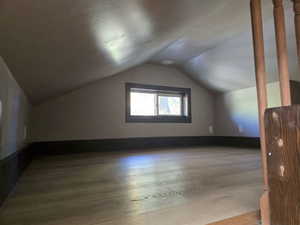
[126,83,191,123]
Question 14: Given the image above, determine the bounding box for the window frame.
[126,83,192,123]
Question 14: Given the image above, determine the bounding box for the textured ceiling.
[0,0,294,104]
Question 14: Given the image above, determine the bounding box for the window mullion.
[181,94,184,116]
[155,92,159,116]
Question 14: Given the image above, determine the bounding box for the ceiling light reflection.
[93,2,153,65]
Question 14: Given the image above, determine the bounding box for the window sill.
[126,116,192,123]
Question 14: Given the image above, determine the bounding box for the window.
[126,83,191,123]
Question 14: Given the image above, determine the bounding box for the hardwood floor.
[207,211,260,225]
[0,147,263,225]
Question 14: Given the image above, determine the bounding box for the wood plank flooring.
[0,147,263,225]
[207,211,260,225]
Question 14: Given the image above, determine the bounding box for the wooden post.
[273,0,292,106]
[293,0,300,72]
[265,106,300,224]
[250,0,270,224]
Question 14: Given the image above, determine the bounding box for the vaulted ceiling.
[0,0,297,104]
[181,2,299,92]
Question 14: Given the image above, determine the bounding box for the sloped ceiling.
[0,0,295,104]
[180,1,299,92]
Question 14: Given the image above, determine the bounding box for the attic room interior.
[1,0,300,224]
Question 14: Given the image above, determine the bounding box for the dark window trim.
[126,83,192,123]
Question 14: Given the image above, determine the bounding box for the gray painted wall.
[29,68,296,141]
[214,82,281,137]
[30,64,215,142]
[0,57,30,159]
[182,1,297,138]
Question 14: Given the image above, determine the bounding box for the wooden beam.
[250,0,270,224]
[293,0,300,73]
[273,0,292,106]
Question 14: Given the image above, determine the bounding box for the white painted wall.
[0,57,31,159]
[214,82,281,137]
[30,64,215,142]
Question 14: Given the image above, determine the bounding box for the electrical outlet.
[209,125,214,134]
[0,100,2,122]
[238,124,243,133]
[24,125,27,140]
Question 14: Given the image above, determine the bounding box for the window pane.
[158,95,181,116]
[130,92,156,116]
